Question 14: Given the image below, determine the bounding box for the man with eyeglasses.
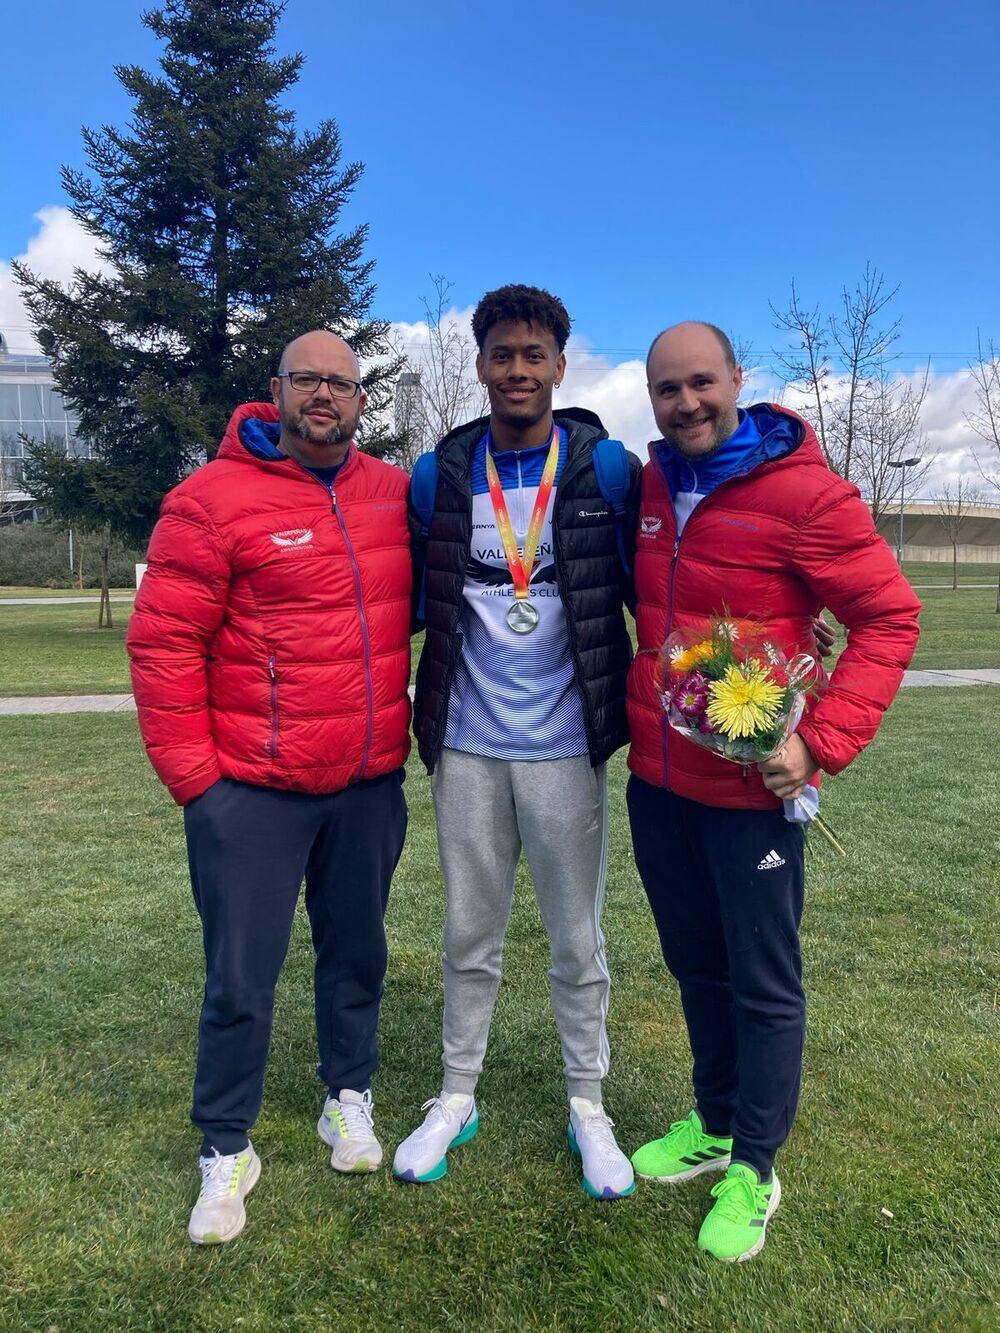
[128,330,412,1245]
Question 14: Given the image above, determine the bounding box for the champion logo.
[757,849,786,871]
[270,528,314,548]
[578,508,610,518]
[640,515,662,536]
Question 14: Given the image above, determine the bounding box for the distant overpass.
[874,500,1000,563]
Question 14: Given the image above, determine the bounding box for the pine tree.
[15,0,399,553]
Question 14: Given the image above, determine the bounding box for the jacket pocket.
[267,655,280,758]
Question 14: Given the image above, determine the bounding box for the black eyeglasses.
[278,372,363,399]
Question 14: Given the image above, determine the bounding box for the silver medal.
[506,600,540,635]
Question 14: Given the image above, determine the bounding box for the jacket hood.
[649,402,823,497]
[216,400,356,470]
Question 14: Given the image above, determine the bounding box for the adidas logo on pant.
[757,849,786,871]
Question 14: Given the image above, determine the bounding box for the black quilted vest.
[410,408,640,773]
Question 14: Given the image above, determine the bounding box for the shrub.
[0,522,146,588]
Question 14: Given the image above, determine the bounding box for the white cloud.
[0,207,110,354]
[4,212,995,498]
[384,314,996,489]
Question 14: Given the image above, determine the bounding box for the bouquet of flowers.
[657,615,844,852]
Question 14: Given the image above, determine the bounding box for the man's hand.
[758,734,819,800]
[812,614,836,659]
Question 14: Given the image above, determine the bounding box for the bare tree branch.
[389,275,487,471]
[936,477,985,589]
[964,331,1000,611]
[848,362,932,528]
[827,263,901,482]
[770,282,833,466]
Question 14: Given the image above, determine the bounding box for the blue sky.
[2,0,999,474]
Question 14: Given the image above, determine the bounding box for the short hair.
[471,284,572,352]
[646,322,737,374]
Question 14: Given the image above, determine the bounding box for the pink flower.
[673,670,710,720]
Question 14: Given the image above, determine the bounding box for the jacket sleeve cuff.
[169,762,223,807]
[796,722,848,777]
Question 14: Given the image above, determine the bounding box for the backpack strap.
[410,451,439,536]
[592,438,632,577]
[409,452,439,622]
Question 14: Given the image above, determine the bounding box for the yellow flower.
[670,640,715,673]
[706,663,785,739]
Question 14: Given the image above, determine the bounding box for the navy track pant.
[183,771,407,1155]
[627,776,806,1179]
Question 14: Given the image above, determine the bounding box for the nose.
[311,377,335,401]
[676,385,699,413]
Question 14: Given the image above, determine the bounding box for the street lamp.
[887,456,921,565]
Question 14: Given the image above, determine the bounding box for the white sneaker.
[317,1088,383,1173]
[568,1098,636,1200]
[187,1144,261,1245]
[392,1094,479,1183]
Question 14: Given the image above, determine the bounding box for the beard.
[665,405,739,459]
[289,403,360,446]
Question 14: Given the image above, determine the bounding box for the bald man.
[625,321,919,1260]
[128,331,412,1244]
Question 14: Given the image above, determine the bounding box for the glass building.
[0,332,93,512]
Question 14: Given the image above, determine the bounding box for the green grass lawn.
[0,602,134,695]
[1,694,997,1331]
[3,583,999,698]
[905,587,1000,669]
[902,561,999,588]
[0,586,135,599]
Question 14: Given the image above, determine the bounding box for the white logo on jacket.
[639,515,662,537]
[270,528,314,548]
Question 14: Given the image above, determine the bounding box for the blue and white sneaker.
[392,1094,479,1183]
[568,1098,636,1200]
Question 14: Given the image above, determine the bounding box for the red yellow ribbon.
[484,426,560,600]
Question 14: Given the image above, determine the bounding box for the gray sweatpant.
[431,748,611,1102]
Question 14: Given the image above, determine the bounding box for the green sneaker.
[630,1110,732,1183]
[698,1163,781,1262]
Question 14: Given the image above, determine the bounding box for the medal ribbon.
[484,425,560,600]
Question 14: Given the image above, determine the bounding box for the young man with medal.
[394,285,642,1198]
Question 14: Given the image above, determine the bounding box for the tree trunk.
[952,544,958,591]
[996,564,999,615]
[98,525,113,629]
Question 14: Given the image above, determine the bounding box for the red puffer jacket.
[127,403,412,805]
[627,404,921,809]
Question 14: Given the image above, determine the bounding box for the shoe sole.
[317,1118,383,1174]
[392,1113,479,1184]
[567,1126,636,1201]
[703,1174,782,1264]
[188,1153,261,1246]
[635,1154,731,1185]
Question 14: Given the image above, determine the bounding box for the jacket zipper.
[650,438,788,789]
[268,655,279,757]
[550,441,601,762]
[331,487,374,780]
[288,457,375,783]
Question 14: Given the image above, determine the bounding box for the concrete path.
[0,595,135,606]
[2,671,999,716]
[0,694,137,714]
[901,668,1000,687]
